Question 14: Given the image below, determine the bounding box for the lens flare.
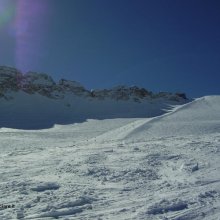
[15,0,48,72]
[0,1,15,28]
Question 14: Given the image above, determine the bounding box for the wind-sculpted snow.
[0,95,219,219]
[125,96,220,139]
[91,96,220,141]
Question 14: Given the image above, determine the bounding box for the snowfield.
[0,96,220,219]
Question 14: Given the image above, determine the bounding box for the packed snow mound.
[125,95,220,139]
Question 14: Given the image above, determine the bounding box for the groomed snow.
[0,96,220,219]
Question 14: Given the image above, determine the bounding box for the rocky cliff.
[0,66,187,102]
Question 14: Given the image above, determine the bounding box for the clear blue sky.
[0,0,220,97]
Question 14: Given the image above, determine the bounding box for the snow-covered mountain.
[0,66,188,129]
[1,65,219,220]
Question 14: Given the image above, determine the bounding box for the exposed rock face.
[91,86,152,102]
[0,66,22,92]
[0,66,188,102]
[58,79,90,96]
[21,72,57,97]
[175,93,187,100]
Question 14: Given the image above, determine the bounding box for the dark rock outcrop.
[0,66,188,102]
[91,86,153,102]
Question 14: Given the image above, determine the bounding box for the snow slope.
[125,95,220,138]
[0,95,220,219]
[0,90,187,129]
[92,96,220,142]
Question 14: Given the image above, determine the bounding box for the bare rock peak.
[0,66,188,102]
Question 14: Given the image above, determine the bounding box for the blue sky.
[0,0,220,97]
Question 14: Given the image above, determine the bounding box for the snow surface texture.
[0,95,220,219]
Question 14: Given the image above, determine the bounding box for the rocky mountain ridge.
[0,66,187,102]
